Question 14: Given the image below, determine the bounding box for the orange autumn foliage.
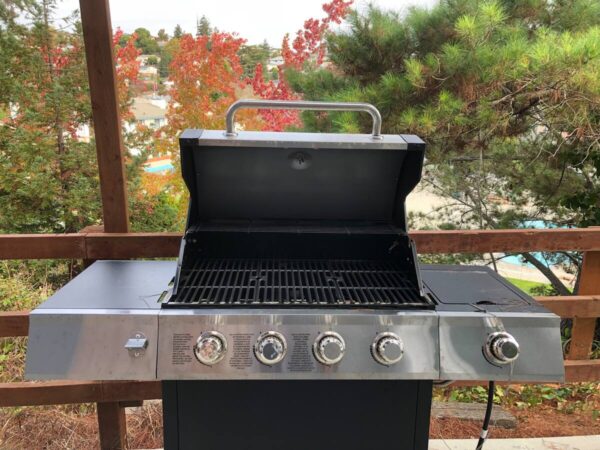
[141,170,178,197]
[166,32,261,133]
[113,28,141,120]
[249,0,353,129]
[281,0,353,69]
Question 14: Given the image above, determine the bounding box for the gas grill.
[25,100,564,450]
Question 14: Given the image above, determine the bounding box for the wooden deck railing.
[3,0,593,447]
[1,229,599,449]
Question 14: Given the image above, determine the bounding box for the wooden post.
[97,402,127,450]
[79,0,130,233]
[568,251,600,359]
[79,0,129,445]
[80,224,105,268]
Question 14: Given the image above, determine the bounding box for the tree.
[133,26,159,54]
[0,1,179,235]
[113,28,140,119]
[173,24,183,38]
[291,0,600,294]
[248,0,353,131]
[157,28,168,41]
[0,1,98,233]
[282,0,352,69]
[158,37,178,78]
[196,15,211,37]
[238,41,271,79]
[166,32,258,131]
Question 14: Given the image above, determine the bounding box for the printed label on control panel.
[288,333,315,372]
[229,333,253,369]
[172,333,193,365]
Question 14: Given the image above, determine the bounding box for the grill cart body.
[26,100,564,450]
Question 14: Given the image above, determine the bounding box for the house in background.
[129,96,167,130]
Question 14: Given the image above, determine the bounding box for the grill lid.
[179,100,425,228]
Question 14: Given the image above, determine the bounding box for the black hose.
[475,380,495,450]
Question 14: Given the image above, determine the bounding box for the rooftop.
[131,98,166,121]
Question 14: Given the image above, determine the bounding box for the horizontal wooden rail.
[0,311,29,338]
[0,234,87,260]
[3,228,600,260]
[0,380,161,407]
[412,228,600,254]
[564,360,600,382]
[536,295,600,319]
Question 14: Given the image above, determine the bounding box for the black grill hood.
[179,129,425,230]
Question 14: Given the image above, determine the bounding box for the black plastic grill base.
[164,258,431,309]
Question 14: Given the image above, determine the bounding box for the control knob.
[484,331,520,365]
[194,331,227,366]
[255,331,287,365]
[372,332,404,366]
[314,332,345,365]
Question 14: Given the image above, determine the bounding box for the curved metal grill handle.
[225,99,383,139]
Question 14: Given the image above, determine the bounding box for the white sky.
[54,0,437,46]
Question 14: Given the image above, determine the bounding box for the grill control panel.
[158,311,438,380]
[191,330,404,367]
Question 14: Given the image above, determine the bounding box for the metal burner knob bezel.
[372,332,404,366]
[483,331,520,365]
[254,331,287,366]
[194,331,228,366]
[313,331,346,366]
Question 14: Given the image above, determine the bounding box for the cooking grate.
[164,258,432,308]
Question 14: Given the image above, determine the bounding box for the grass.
[505,277,550,295]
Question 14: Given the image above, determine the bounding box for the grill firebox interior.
[165,258,432,309]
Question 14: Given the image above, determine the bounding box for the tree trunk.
[42,0,71,233]
[520,252,571,296]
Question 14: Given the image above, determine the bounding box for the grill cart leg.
[163,380,432,450]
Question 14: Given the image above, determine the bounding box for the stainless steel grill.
[166,258,430,308]
[25,100,565,450]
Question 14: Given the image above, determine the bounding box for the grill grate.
[164,258,432,309]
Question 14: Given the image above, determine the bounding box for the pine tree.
[239,41,271,79]
[292,0,600,293]
[173,24,183,38]
[196,15,211,37]
[157,28,168,41]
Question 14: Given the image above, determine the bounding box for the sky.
[54,0,437,46]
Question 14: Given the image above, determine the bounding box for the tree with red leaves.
[113,28,141,120]
[282,0,353,69]
[248,0,353,131]
[167,32,251,131]
[248,64,302,131]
